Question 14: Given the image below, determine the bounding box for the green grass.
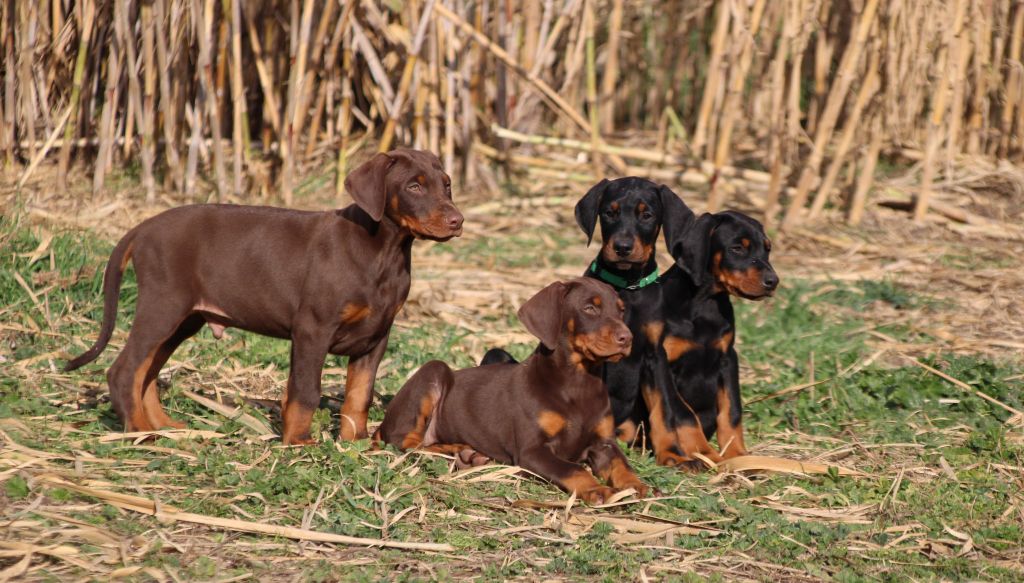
[1,213,1022,581]
[428,229,581,269]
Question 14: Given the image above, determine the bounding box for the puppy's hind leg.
[375,360,454,450]
[141,315,205,430]
[107,298,193,432]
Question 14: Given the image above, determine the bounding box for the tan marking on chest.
[643,321,664,344]
[538,410,567,437]
[714,331,734,352]
[663,335,700,361]
[340,302,372,325]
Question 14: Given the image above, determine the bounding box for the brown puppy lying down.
[375,278,652,504]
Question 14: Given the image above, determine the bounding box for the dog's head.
[574,178,694,271]
[518,278,633,364]
[673,211,778,300]
[344,149,464,241]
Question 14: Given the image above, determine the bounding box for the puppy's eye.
[408,183,422,193]
[583,304,599,315]
[604,209,618,219]
[640,211,654,221]
[730,245,745,254]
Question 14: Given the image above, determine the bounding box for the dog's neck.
[591,254,659,290]
[340,204,415,249]
[664,264,729,306]
[529,343,606,393]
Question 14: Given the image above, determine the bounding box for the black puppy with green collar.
[573,177,694,445]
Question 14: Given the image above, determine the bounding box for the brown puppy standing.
[64,149,463,445]
[375,278,651,504]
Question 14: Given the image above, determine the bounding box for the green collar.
[589,261,660,291]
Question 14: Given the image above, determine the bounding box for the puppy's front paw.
[623,481,654,498]
[578,485,617,505]
[656,451,706,473]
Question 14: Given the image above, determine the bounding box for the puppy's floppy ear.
[575,179,610,246]
[674,213,719,287]
[658,185,695,257]
[345,152,395,221]
[518,281,567,350]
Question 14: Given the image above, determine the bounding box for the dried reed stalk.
[847,114,882,225]
[708,0,767,211]
[915,0,967,222]
[2,0,1021,234]
[229,0,246,196]
[782,0,879,229]
[153,0,183,191]
[691,1,731,155]
[808,45,881,218]
[57,0,94,192]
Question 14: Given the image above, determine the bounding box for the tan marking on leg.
[340,303,372,325]
[340,366,373,440]
[421,443,470,455]
[599,456,648,496]
[128,352,159,432]
[663,335,700,362]
[400,392,439,450]
[143,378,185,429]
[561,470,613,504]
[422,443,490,467]
[675,424,722,463]
[594,415,615,439]
[281,384,317,445]
[714,331,734,353]
[642,321,664,344]
[281,407,316,445]
[716,388,749,459]
[641,385,696,468]
[538,410,567,437]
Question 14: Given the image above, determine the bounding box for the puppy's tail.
[64,231,136,372]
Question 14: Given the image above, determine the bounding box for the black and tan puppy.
[376,278,651,504]
[573,178,695,444]
[642,211,778,467]
[64,149,463,445]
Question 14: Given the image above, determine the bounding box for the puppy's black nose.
[613,240,633,257]
[763,271,779,290]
